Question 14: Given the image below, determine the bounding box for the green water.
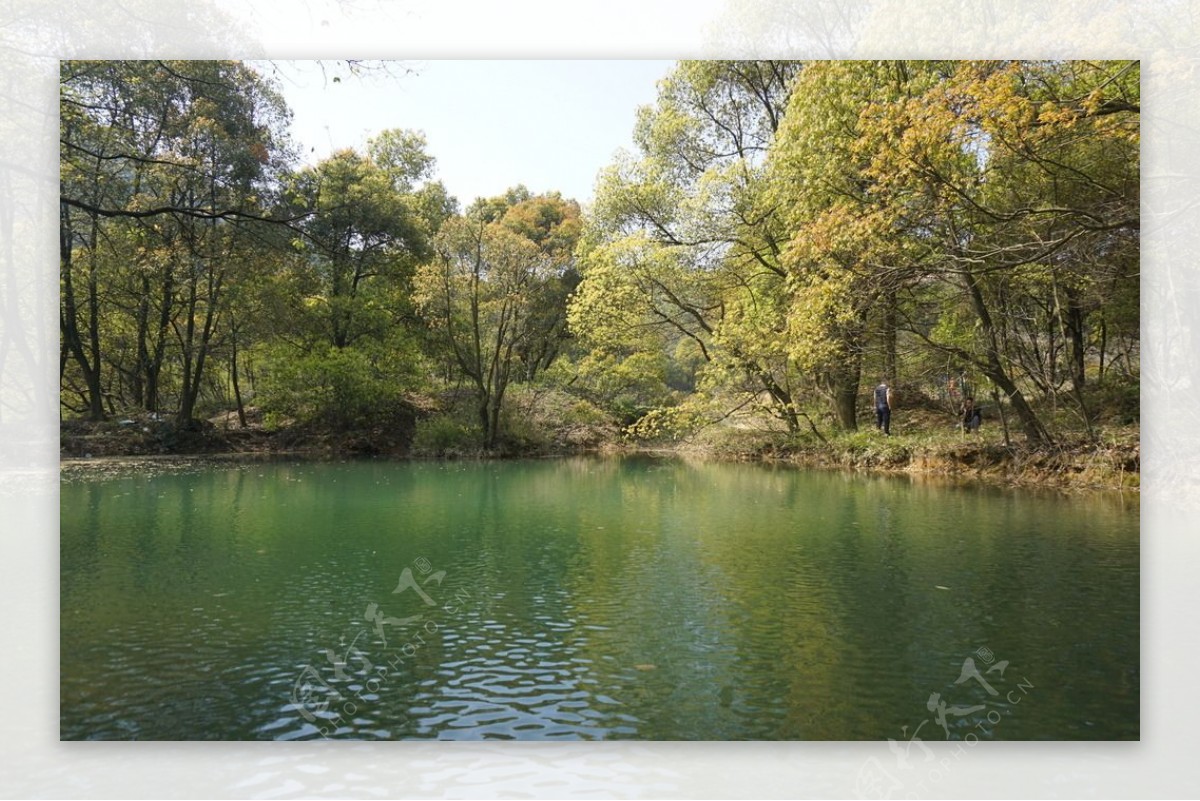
[60,457,1138,740]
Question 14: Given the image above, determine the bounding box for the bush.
[563,399,609,427]
[622,404,707,443]
[257,337,422,430]
[686,425,791,456]
[1087,377,1139,426]
[494,386,615,453]
[544,351,672,424]
[495,406,550,454]
[411,415,482,457]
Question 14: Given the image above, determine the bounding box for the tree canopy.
[61,59,1138,454]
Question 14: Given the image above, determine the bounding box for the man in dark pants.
[961,396,982,433]
[874,379,893,435]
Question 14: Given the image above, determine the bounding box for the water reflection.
[60,458,1138,740]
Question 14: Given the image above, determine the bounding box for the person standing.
[961,396,982,433]
[874,379,893,435]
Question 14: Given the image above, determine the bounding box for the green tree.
[571,61,810,433]
[856,60,1139,442]
[255,132,450,428]
[416,191,581,449]
[283,138,437,350]
[60,60,292,423]
[769,61,942,429]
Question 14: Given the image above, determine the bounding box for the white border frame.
[3,1,1193,797]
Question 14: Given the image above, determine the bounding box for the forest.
[60,60,1140,471]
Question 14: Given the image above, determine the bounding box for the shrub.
[257,337,422,430]
[411,415,482,457]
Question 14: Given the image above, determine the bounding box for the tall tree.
[769,60,942,429]
[60,60,292,423]
[571,61,808,433]
[255,132,451,429]
[283,139,435,350]
[865,60,1138,443]
[416,191,581,448]
[172,62,291,424]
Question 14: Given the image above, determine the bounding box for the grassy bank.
[667,413,1140,492]
[60,398,1139,492]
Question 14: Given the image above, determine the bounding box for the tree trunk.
[478,397,492,449]
[985,364,1047,444]
[830,377,859,431]
[177,266,198,424]
[133,275,149,409]
[84,215,105,420]
[487,353,513,450]
[1098,317,1107,382]
[177,268,222,426]
[231,328,247,428]
[766,385,800,434]
[1063,289,1094,437]
[964,269,1050,445]
[883,288,898,385]
[488,399,502,450]
[744,358,799,434]
[60,205,106,421]
[990,385,1012,448]
[146,267,174,414]
[1065,289,1086,396]
[818,348,861,431]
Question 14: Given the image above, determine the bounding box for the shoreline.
[59,433,1140,493]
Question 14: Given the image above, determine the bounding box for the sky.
[269,60,677,208]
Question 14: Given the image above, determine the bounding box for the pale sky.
[269,60,677,208]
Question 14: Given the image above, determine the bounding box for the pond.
[60,457,1139,740]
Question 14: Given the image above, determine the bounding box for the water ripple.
[60,458,1139,740]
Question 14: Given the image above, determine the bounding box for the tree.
[254,132,451,428]
[571,61,810,433]
[855,60,1139,443]
[416,191,581,449]
[496,192,583,380]
[764,60,1138,443]
[769,60,942,429]
[282,138,436,350]
[60,60,292,423]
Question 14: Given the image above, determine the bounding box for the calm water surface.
[60,457,1138,740]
